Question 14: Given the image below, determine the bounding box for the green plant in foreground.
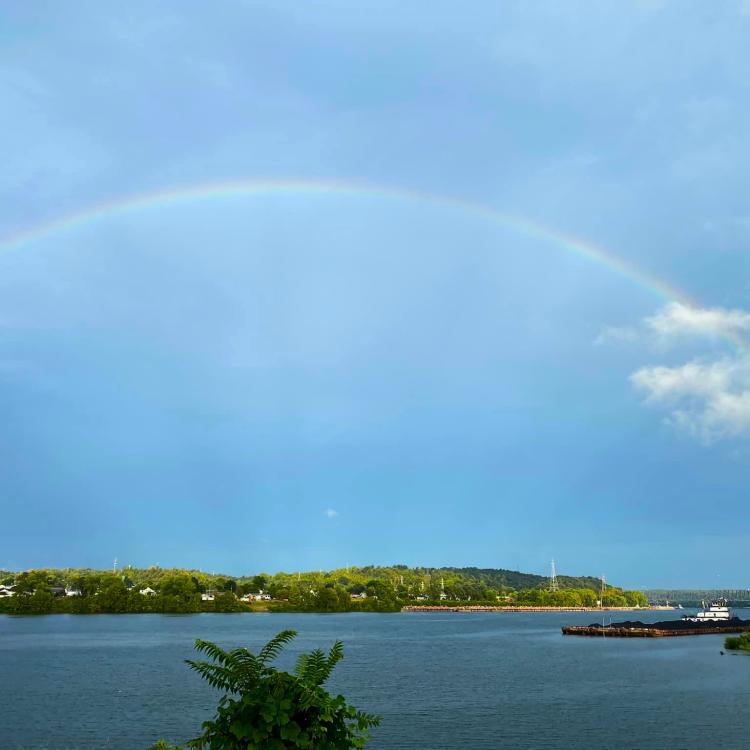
[725,632,750,651]
[152,630,380,749]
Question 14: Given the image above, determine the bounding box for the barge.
[563,598,750,637]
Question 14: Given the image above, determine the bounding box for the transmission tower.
[549,559,559,592]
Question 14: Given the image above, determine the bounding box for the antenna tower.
[548,559,558,592]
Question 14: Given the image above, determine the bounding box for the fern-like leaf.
[193,639,232,666]
[227,648,264,690]
[295,641,344,687]
[185,660,237,692]
[323,640,344,683]
[295,647,324,686]
[257,629,297,665]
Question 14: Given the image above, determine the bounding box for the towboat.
[563,595,750,637]
[682,597,731,623]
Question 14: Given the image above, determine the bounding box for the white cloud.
[323,508,338,519]
[598,302,750,442]
[630,359,739,401]
[645,302,750,339]
[631,357,750,442]
[597,302,750,350]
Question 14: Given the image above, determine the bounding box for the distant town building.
[241,590,272,602]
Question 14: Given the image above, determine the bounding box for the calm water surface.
[1,610,749,749]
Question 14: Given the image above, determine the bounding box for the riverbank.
[402,605,668,613]
[0,604,668,616]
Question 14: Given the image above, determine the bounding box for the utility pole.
[548,559,558,592]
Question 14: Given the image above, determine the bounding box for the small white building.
[241,590,272,602]
[65,587,82,597]
[139,587,157,596]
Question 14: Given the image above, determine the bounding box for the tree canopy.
[0,564,648,615]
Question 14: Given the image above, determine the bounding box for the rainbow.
[0,177,743,350]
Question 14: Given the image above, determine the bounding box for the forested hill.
[2,564,608,593]
[1,563,645,615]
[444,567,604,591]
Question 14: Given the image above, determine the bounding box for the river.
[1,610,749,749]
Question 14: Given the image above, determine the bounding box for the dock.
[401,605,652,613]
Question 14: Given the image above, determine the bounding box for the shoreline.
[0,605,671,617]
[401,605,670,613]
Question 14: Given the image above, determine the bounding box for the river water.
[1,610,749,749]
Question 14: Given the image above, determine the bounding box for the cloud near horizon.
[602,302,750,442]
[645,302,750,339]
[597,302,750,347]
[631,358,750,442]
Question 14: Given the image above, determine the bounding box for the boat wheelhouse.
[682,597,732,623]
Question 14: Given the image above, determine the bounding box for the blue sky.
[2,1,750,587]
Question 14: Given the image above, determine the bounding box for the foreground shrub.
[151,630,379,749]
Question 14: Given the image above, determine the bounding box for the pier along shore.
[401,605,662,613]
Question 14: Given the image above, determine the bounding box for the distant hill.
[442,567,604,591]
[2,564,610,593]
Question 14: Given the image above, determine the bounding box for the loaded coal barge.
[563,598,750,638]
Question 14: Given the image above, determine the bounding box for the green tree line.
[0,565,647,615]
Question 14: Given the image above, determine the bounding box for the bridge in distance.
[644,590,750,607]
